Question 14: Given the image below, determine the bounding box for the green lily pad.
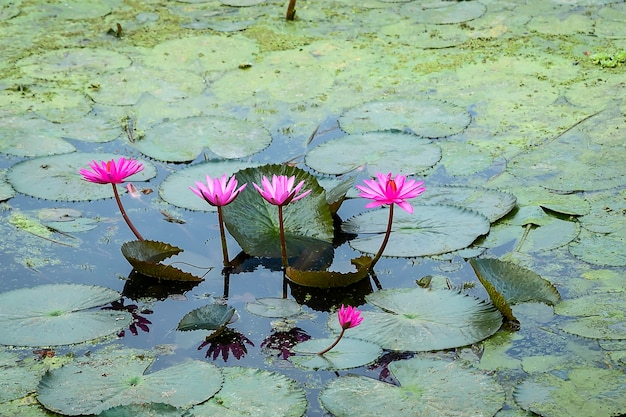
[159,160,260,211]
[222,164,334,258]
[134,116,272,162]
[339,98,471,138]
[189,367,307,417]
[245,298,302,318]
[400,1,487,24]
[0,350,44,403]
[0,115,75,157]
[569,230,626,267]
[327,287,502,351]
[420,186,517,222]
[320,358,504,417]
[439,141,494,176]
[305,131,441,176]
[470,258,561,306]
[0,170,15,201]
[37,348,223,416]
[0,86,93,123]
[0,284,132,347]
[344,205,490,257]
[177,304,236,331]
[6,152,157,201]
[100,403,189,417]
[555,292,625,339]
[121,240,204,282]
[514,367,626,417]
[291,337,382,370]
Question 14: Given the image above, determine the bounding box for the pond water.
[1,0,625,416]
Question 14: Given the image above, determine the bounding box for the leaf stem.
[286,0,296,20]
[370,204,394,270]
[317,327,346,355]
[112,184,144,241]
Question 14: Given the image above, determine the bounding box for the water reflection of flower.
[198,328,254,361]
[103,299,152,337]
[261,326,311,360]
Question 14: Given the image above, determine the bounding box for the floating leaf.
[344,205,490,257]
[134,116,272,162]
[420,186,517,222]
[320,358,504,417]
[189,367,307,417]
[555,292,625,339]
[400,1,487,24]
[515,367,626,417]
[470,258,561,306]
[159,160,259,211]
[291,338,382,371]
[222,164,334,258]
[569,229,626,267]
[245,298,301,318]
[286,256,372,288]
[339,98,471,138]
[305,132,441,176]
[121,240,203,282]
[0,115,75,157]
[100,403,188,417]
[325,175,355,215]
[177,304,236,332]
[37,348,223,416]
[0,350,44,402]
[327,288,502,352]
[6,152,156,201]
[0,284,132,347]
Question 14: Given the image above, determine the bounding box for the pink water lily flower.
[79,157,143,184]
[253,174,311,206]
[356,172,425,214]
[337,304,364,329]
[190,174,247,207]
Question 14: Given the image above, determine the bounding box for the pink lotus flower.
[253,174,311,206]
[190,174,247,207]
[79,157,143,184]
[337,304,364,329]
[356,172,425,214]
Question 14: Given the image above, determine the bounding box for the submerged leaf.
[177,304,236,332]
[286,256,372,288]
[0,284,132,347]
[121,240,203,282]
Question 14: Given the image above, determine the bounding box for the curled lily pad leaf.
[159,160,260,211]
[514,367,626,417]
[305,132,441,176]
[178,304,236,332]
[0,284,132,347]
[222,164,334,258]
[469,258,561,306]
[37,348,223,416]
[328,288,502,352]
[320,358,504,417]
[291,338,382,371]
[121,240,203,282]
[420,186,516,222]
[135,116,272,162]
[190,367,307,417]
[325,175,355,215]
[6,152,156,201]
[286,256,372,288]
[339,98,471,138]
[555,292,625,339]
[344,205,490,257]
[245,298,302,318]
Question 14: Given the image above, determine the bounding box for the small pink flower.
[356,172,425,214]
[79,157,143,184]
[190,174,246,207]
[253,174,311,206]
[337,304,363,330]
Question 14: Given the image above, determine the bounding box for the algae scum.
[1,0,625,416]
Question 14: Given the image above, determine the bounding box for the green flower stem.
[112,184,144,241]
[217,206,230,268]
[317,327,346,355]
[278,205,289,269]
[370,204,394,269]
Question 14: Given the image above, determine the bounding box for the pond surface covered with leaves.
[1,0,625,416]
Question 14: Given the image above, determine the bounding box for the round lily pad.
[0,115,75,157]
[344,205,490,257]
[134,116,272,162]
[339,98,471,138]
[420,186,516,222]
[0,86,93,123]
[246,298,302,318]
[327,287,502,352]
[291,337,382,371]
[0,284,132,347]
[38,348,223,416]
[399,1,487,24]
[320,358,505,417]
[569,229,626,267]
[555,292,625,339]
[6,152,157,201]
[305,132,441,176]
[189,367,306,417]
